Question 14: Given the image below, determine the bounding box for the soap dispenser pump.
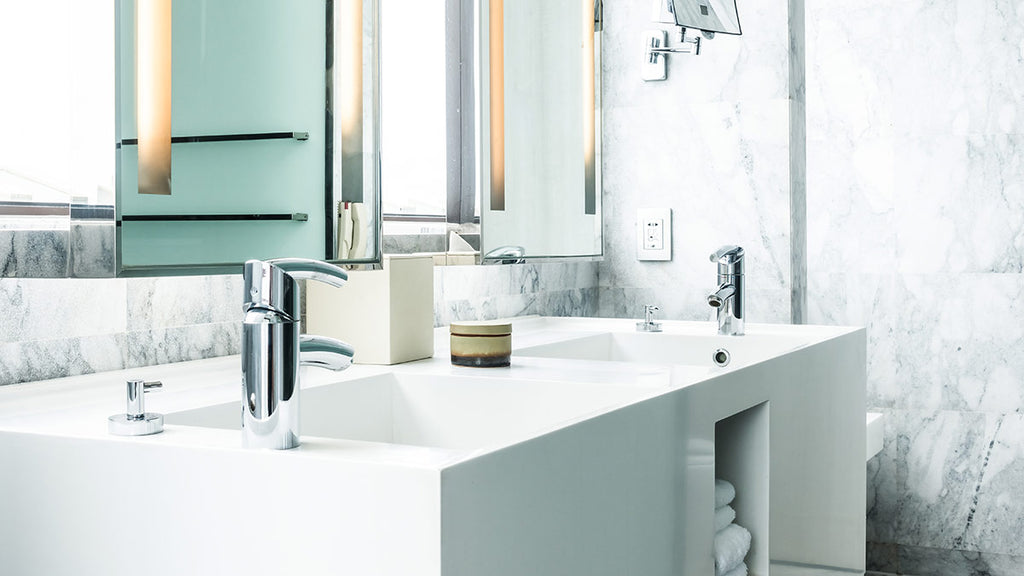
[108,379,164,436]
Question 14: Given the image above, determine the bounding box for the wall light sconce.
[642,0,741,82]
[136,0,173,195]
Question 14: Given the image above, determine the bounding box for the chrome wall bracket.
[642,28,701,82]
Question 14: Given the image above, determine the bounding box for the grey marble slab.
[126,275,242,331]
[897,544,1024,576]
[0,278,127,343]
[896,410,989,550]
[0,334,127,385]
[69,221,115,278]
[963,413,1024,556]
[125,322,242,368]
[0,230,69,278]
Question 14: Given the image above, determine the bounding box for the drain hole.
[713,348,731,367]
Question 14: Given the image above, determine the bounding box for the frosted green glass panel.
[116,0,380,273]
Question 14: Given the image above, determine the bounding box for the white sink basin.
[167,372,654,451]
[515,330,808,369]
[0,317,866,576]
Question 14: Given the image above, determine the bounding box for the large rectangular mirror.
[116,0,380,275]
[0,0,602,278]
[0,0,380,278]
[378,0,603,264]
[480,0,602,260]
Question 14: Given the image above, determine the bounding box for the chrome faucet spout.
[299,334,354,371]
[707,283,735,308]
[241,258,354,450]
[708,245,745,336]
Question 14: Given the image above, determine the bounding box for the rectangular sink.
[515,331,808,369]
[166,372,654,451]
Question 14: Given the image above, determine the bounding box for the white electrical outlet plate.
[636,208,672,261]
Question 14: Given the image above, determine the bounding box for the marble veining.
[69,222,115,278]
[808,0,1024,569]
[897,410,989,550]
[0,261,597,386]
[0,230,69,278]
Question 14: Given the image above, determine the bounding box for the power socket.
[636,208,672,261]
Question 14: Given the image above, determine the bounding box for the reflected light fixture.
[338,0,364,203]
[488,0,505,211]
[136,0,172,195]
[583,0,596,215]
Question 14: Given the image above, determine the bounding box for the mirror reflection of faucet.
[708,245,744,336]
[637,305,663,332]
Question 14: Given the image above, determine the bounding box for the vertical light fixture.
[339,0,364,203]
[488,0,505,211]
[582,0,596,214]
[136,0,172,195]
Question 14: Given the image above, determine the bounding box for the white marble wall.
[597,0,797,324]
[0,261,597,386]
[0,223,115,278]
[806,0,1024,572]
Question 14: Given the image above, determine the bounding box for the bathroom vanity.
[0,317,865,576]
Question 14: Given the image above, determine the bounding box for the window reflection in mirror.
[379,0,480,264]
[0,1,114,209]
[0,0,115,278]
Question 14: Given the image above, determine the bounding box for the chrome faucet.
[708,246,744,336]
[636,304,663,332]
[241,258,355,450]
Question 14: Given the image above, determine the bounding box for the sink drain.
[713,348,731,367]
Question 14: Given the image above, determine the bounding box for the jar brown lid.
[450,321,513,336]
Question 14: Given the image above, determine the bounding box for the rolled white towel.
[722,562,748,576]
[714,523,751,576]
[714,479,736,508]
[714,504,736,533]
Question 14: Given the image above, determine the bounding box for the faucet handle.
[265,257,349,287]
[710,245,744,263]
[243,258,348,316]
[108,379,164,436]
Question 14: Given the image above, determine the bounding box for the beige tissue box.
[306,254,434,365]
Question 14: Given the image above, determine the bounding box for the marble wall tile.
[807,273,900,409]
[888,1,1024,138]
[0,261,596,385]
[68,221,115,278]
[0,334,127,385]
[894,135,1024,274]
[896,545,1024,576]
[441,263,511,302]
[896,410,989,550]
[0,230,69,278]
[434,262,600,326]
[126,275,241,331]
[963,413,1024,556]
[808,0,1024,568]
[0,278,127,343]
[125,322,241,368]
